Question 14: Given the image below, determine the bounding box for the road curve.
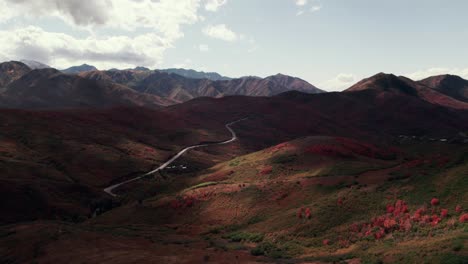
[103,118,247,197]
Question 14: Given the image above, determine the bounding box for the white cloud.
[204,0,227,12]
[405,67,468,80]
[0,26,172,69]
[199,44,209,52]
[295,0,308,6]
[320,73,357,91]
[0,0,204,68]
[202,24,238,42]
[310,5,322,12]
[296,10,305,16]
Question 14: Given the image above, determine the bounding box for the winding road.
[103,118,248,197]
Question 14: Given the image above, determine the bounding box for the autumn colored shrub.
[322,239,330,246]
[460,214,468,223]
[297,208,304,219]
[304,208,312,219]
[169,196,196,210]
[455,205,462,213]
[440,209,448,218]
[305,144,352,158]
[431,198,439,206]
[374,228,385,240]
[260,166,273,175]
[337,198,344,206]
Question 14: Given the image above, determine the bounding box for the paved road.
[103,118,247,197]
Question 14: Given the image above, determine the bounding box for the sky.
[0,0,467,91]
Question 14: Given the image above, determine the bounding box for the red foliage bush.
[297,208,304,219]
[374,228,385,240]
[170,196,196,210]
[455,205,462,214]
[322,239,330,246]
[431,215,441,226]
[440,209,448,218]
[460,214,468,223]
[337,198,344,206]
[305,208,312,219]
[431,198,439,206]
[305,144,352,158]
[259,166,273,175]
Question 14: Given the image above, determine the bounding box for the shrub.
[305,208,312,219]
[259,166,273,175]
[431,198,440,206]
[251,242,285,259]
[297,208,304,219]
[223,232,264,243]
[459,214,468,223]
[441,209,449,218]
[455,205,462,214]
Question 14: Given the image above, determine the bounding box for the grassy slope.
[1,136,467,263]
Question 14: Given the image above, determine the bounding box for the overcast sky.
[0,0,467,91]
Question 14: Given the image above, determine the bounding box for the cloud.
[0,0,205,68]
[204,0,227,12]
[0,26,172,69]
[310,5,322,12]
[295,0,308,6]
[199,44,209,52]
[296,10,305,16]
[202,24,238,41]
[320,73,357,91]
[405,67,468,80]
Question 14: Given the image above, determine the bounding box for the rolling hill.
[346,73,468,110]
[0,61,31,88]
[0,68,173,109]
[419,74,468,103]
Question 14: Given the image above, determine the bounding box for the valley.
[0,60,467,263]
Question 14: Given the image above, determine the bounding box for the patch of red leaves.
[460,214,468,223]
[304,137,397,159]
[347,198,459,241]
[297,207,312,219]
[170,196,197,210]
[259,166,273,175]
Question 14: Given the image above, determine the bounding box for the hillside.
[420,74,468,103]
[346,73,468,110]
[0,61,31,88]
[0,69,173,109]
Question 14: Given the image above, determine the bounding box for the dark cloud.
[6,0,110,26]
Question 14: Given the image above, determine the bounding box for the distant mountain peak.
[159,68,231,81]
[20,60,50,70]
[62,64,98,74]
[419,74,468,103]
[0,61,32,87]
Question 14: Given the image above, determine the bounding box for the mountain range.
[0,61,324,108]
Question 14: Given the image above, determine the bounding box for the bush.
[271,154,297,164]
[223,232,264,243]
[251,242,286,259]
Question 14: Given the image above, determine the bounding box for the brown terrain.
[0,63,467,263]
